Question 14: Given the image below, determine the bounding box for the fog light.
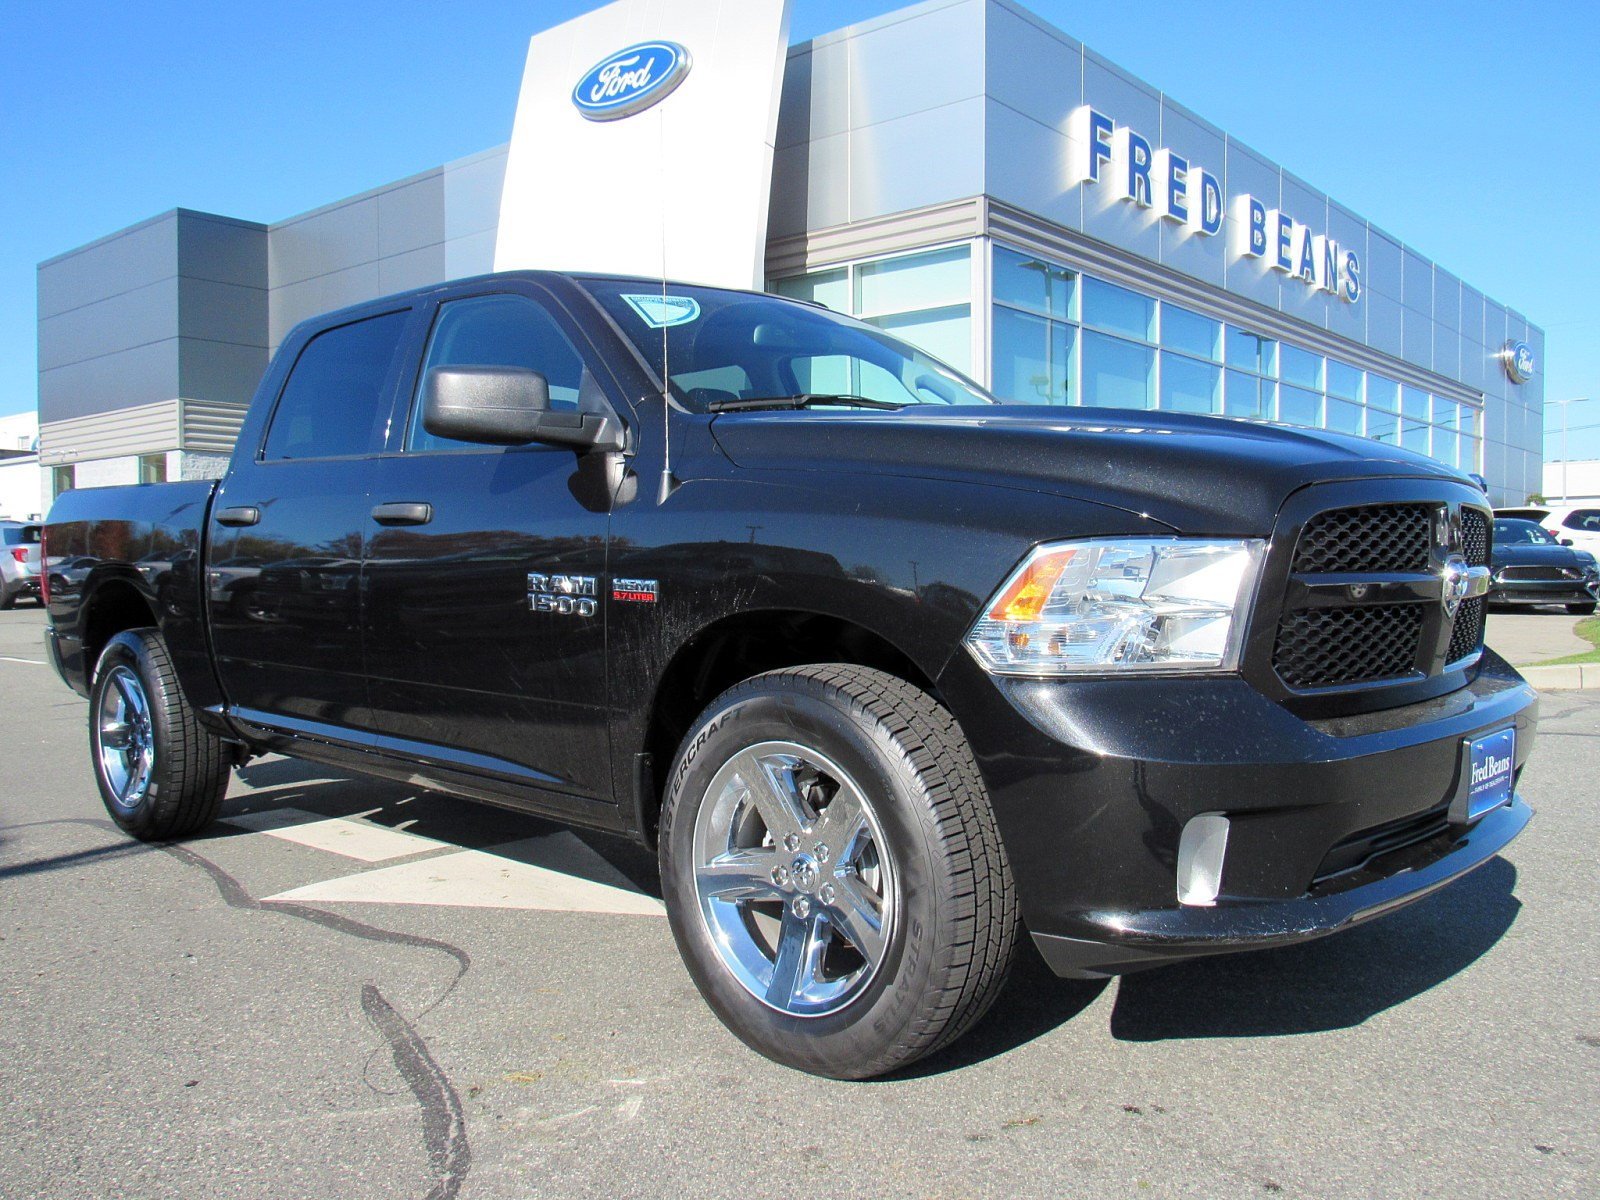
[1176,813,1230,907]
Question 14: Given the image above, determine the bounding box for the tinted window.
[263,312,409,461]
[1565,510,1600,532]
[3,525,41,545]
[409,295,587,453]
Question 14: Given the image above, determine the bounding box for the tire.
[0,582,16,611]
[659,664,1018,1079]
[89,629,231,841]
[1568,603,1597,615]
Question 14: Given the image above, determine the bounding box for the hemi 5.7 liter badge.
[613,578,659,604]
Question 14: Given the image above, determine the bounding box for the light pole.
[1546,398,1591,502]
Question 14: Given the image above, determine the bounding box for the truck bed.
[44,480,219,707]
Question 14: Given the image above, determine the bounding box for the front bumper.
[937,649,1539,978]
[1489,578,1598,605]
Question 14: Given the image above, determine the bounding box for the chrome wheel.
[96,664,155,809]
[692,740,898,1018]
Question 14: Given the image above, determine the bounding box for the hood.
[709,405,1463,533]
[1491,541,1590,570]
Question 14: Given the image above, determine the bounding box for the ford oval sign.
[572,42,692,122]
[1502,339,1535,384]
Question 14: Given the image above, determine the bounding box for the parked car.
[1,520,42,608]
[1488,518,1599,614]
[43,271,1536,1079]
[1494,504,1600,556]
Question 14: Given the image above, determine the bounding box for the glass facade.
[770,240,1484,474]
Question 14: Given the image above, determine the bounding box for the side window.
[409,294,588,453]
[1564,510,1600,532]
[262,311,409,461]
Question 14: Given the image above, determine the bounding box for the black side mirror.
[1560,538,1575,547]
[423,366,623,451]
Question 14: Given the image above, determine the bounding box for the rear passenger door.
[358,284,619,813]
[209,308,412,740]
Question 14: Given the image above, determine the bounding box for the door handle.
[215,505,261,527]
[371,501,433,527]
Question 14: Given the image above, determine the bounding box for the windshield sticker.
[621,293,701,329]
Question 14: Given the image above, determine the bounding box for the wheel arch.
[636,607,941,847]
[81,573,162,680]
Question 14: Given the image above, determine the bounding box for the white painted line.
[225,807,446,863]
[0,656,46,665]
[261,847,665,915]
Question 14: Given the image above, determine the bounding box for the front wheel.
[89,629,231,840]
[659,665,1018,1079]
[1567,603,1596,615]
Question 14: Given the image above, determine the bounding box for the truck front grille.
[1268,499,1491,693]
[1291,503,1432,574]
[1447,597,1486,664]
[1273,604,1424,688]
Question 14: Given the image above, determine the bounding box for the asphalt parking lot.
[2,603,1596,1200]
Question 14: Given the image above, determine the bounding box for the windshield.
[579,279,995,413]
[1493,519,1555,545]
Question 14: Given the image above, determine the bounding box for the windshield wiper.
[705,393,910,413]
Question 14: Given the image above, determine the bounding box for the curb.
[1519,663,1600,691]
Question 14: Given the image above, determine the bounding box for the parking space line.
[260,847,666,915]
[225,807,448,863]
[0,656,46,665]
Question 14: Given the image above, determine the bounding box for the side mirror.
[423,366,622,451]
[1560,538,1575,547]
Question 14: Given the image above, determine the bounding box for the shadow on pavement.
[216,755,662,897]
[1110,856,1520,1040]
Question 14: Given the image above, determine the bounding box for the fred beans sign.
[1070,106,1362,305]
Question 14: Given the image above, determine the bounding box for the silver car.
[1,520,43,609]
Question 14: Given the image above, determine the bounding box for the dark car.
[1489,518,1599,614]
[41,271,1536,1079]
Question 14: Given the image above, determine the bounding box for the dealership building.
[36,0,1544,505]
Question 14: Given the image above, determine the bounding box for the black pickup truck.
[43,271,1536,1078]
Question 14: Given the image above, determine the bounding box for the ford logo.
[1502,339,1535,384]
[571,41,692,122]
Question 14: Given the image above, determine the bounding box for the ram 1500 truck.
[43,271,1537,1078]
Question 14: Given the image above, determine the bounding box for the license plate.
[1462,728,1515,821]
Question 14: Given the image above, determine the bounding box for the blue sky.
[4,1,1597,457]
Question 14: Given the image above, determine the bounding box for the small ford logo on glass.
[571,41,692,122]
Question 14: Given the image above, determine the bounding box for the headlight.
[965,538,1266,676]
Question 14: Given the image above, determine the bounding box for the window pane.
[1224,369,1266,418]
[1459,408,1479,440]
[264,311,408,461]
[1277,383,1321,427]
[855,246,970,318]
[1366,376,1400,412]
[1159,353,1220,413]
[1401,419,1431,453]
[1326,360,1362,401]
[1433,429,1458,468]
[992,306,1075,404]
[1432,396,1460,431]
[1082,330,1154,409]
[1225,327,1277,374]
[1366,407,1398,444]
[774,268,848,314]
[1161,306,1220,360]
[993,246,1075,321]
[1401,386,1429,421]
[1325,397,1363,435]
[1279,345,1322,390]
[1082,277,1155,340]
[864,305,972,375]
[138,454,167,484]
[410,295,587,453]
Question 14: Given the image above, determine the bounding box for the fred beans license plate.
[1459,728,1515,822]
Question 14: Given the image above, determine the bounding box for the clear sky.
[4,1,1598,458]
